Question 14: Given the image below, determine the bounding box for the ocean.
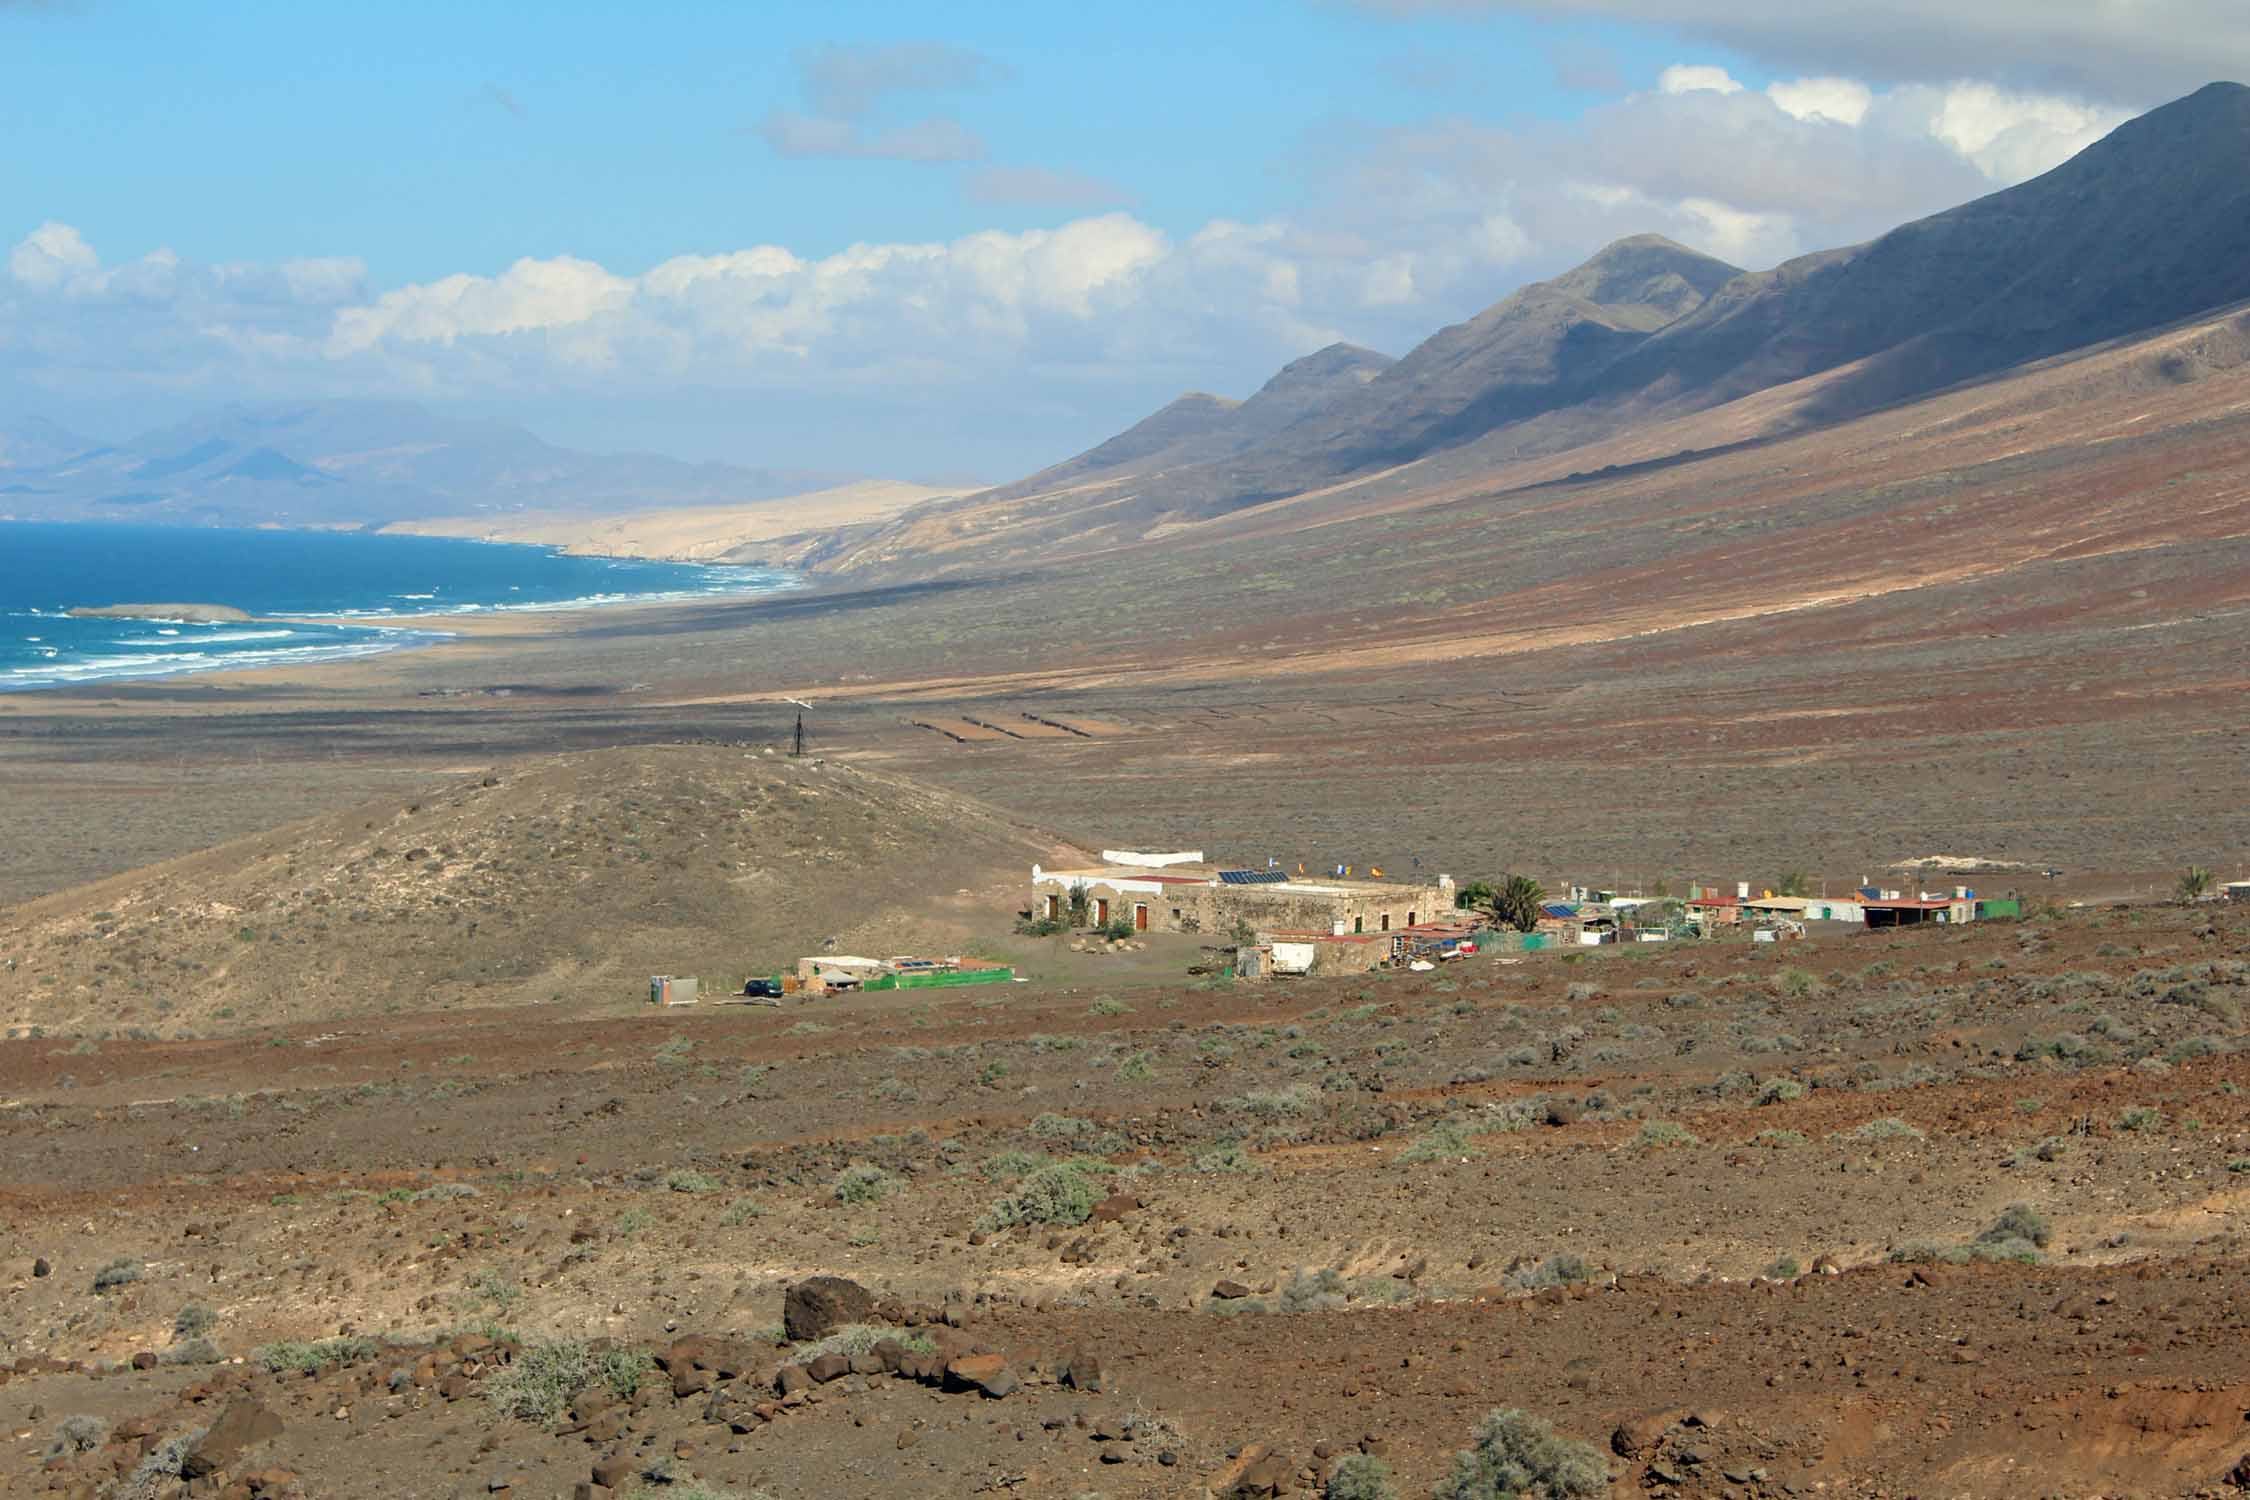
[0,521,800,691]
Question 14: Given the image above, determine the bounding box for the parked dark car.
[741,977,783,998]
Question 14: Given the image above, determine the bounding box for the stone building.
[1030,849,1455,937]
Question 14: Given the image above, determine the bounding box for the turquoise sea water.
[0,521,798,691]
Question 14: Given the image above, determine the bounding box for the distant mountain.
[0,400,848,529]
[819,80,2250,575]
[0,416,96,476]
[987,342,1395,501]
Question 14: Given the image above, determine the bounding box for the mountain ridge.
[811,80,2250,577]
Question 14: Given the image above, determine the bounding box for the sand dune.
[385,478,968,564]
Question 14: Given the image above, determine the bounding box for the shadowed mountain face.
[828,82,2250,575]
[0,401,845,528]
[1622,81,2250,424]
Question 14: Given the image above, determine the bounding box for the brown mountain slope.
[820,82,2250,579]
[0,746,1077,1035]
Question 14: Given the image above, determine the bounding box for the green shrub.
[1114,1051,1155,1082]
[1434,1408,1609,1500]
[92,1258,143,1291]
[173,1303,218,1340]
[1754,1078,1805,1106]
[665,1168,720,1194]
[1846,1117,1924,1144]
[1279,1267,1348,1312]
[161,1336,223,1366]
[1400,1122,1474,1163]
[1324,1451,1398,1500]
[1194,1144,1255,1173]
[1979,1203,2052,1249]
[982,1149,1050,1180]
[1028,1112,1094,1140]
[718,1199,764,1226]
[45,1415,109,1459]
[1088,997,1131,1016]
[796,1323,934,1361]
[977,1162,1102,1232]
[1751,1129,1806,1148]
[488,1338,594,1425]
[1505,1254,1590,1291]
[831,1164,900,1204]
[255,1337,378,1375]
[1633,1120,1699,1149]
[2116,1105,2163,1132]
[1765,1255,1802,1279]
[1775,967,1824,999]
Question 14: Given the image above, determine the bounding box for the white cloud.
[964,164,1134,208]
[1766,76,1871,125]
[755,41,1004,164]
[756,111,984,164]
[1659,64,1743,96]
[0,66,2168,473]
[1349,1,2250,103]
[328,256,633,357]
[1883,82,2129,180]
[8,221,99,290]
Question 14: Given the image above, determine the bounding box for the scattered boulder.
[805,1353,850,1384]
[1612,1408,1687,1459]
[31,1258,50,1278]
[1062,1348,1104,1393]
[182,1398,283,1480]
[1211,1280,1253,1300]
[1089,1193,1141,1224]
[783,1276,874,1342]
[945,1353,1019,1399]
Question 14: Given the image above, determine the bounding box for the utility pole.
[784,697,812,758]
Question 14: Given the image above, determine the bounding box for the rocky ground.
[3,899,2247,1499]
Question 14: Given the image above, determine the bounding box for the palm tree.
[1487,874,1546,934]
[1773,871,1810,897]
[2178,866,2215,902]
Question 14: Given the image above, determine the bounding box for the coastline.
[1,526,809,697]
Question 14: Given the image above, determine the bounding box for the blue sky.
[0,1,2232,480]
[0,2,1691,280]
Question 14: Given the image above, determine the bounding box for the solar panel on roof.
[1217,869,1289,884]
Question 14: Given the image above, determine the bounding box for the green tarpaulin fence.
[862,967,1014,991]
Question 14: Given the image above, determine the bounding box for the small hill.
[0,746,1077,1035]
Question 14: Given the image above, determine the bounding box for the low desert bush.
[2116,1105,2164,1132]
[173,1303,218,1340]
[831,1164,899,1204]
[255,1337,378,1375]
[1755,1078,1806,1106]
[1979,1203,2052,1250]
[114,1427,206,1500]
[45,1414,109,1459]
[1633,1120,1699,1149]
[977,1162,1102,1232]
[1279,1267,1349,1313]
[1433,1408,1609,1500]
[1400,1122,1474,1163]
[1505,1254,1591,1291]
[92,1258,143,1291]
[1324,1451,1399,1500]
[665,1168,720,1194]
